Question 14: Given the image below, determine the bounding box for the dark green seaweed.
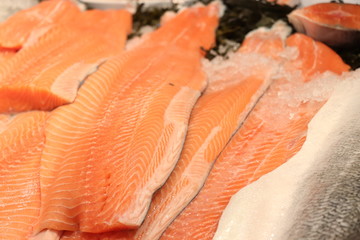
[335,46,360,70]
[201,0,295,59]
[129,3,177,39]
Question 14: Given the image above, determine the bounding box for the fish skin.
[37,3,219,234]
[214,70,360,240]
[283,100,360,239]
[285,127,360,239]
[288,3,360,47]
[0,9,132,113]
[0,111,48,240]
[0,0,80,50]
[161,33,350,240]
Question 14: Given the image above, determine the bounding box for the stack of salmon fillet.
[0,0,355,240]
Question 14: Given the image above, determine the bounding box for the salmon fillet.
[118,21,292,240]
[60,231,129,240]
[160,33,350,240]
[0,111,48,240]
[36,2,219,235]
[58,20,289,240]
[0,48,16,64]
[289,3,360,30]
[0,0,80,49]
[288,3,360,47]
[0,9,132,113]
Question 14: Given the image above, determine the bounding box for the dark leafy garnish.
[335,46,360,70]
[129,3,177,39]
[202,0,295,58]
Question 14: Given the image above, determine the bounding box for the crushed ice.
[202,52,280,93]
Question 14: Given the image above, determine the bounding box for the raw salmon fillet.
[37,2,219,235]
[288,3,360,47]
[57,20,291,240]
[0,111,48,240]
[289,3,360,30]
[0,0,80,49]
[115,21,291,240]
[0,9,132,113]
[60,231,129,240]
[0,49,16,64]
[161,33,350,240]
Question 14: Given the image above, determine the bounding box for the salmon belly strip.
[0,8,132,113]
[37,2,220,235]
[0,111,48,240]
[161,33,350,240]
[0,0,80,50]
